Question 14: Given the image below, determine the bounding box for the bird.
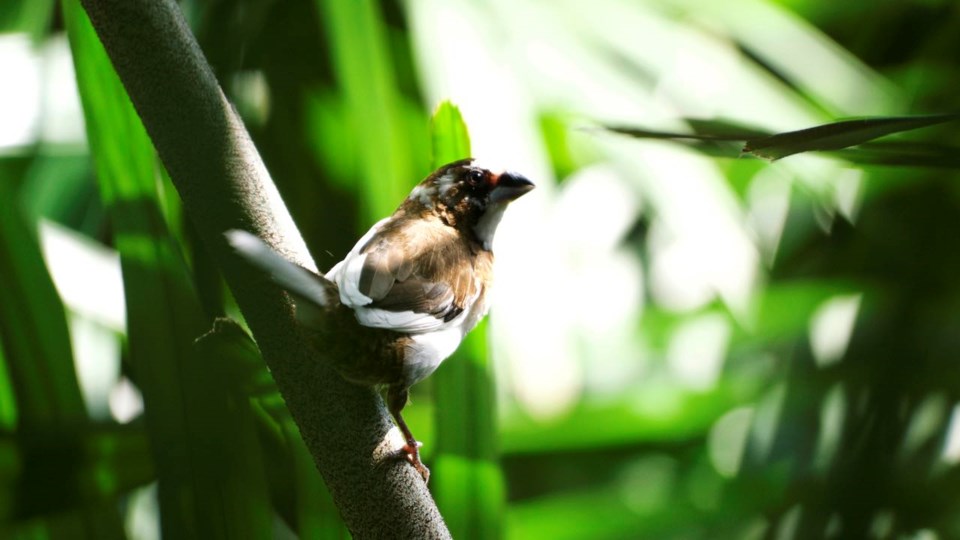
[227,158,534,481]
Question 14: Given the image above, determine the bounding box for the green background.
[1,0,959,538]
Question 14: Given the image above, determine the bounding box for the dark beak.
[489,172,535,203]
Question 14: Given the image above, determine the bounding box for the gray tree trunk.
[77,0,450,537]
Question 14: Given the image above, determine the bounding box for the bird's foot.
[394,440,430,483]
[387,389,430,482]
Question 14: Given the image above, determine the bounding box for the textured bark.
[77,0,450,537]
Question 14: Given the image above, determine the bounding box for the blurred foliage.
[430,102,506,539]
[0,0,959,538]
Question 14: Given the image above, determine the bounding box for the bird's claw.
[397,442,430,483]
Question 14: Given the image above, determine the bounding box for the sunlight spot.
[747,168,792,265]
[749,383,786,462]
[507,352,581,419]
[649,222,715,311]
[374,425,409,463]
[40,35,86,145]
[940,404,960,465]
[814,384,845,470]
[684,0,897,114]
[69,314,120,420]
[0,34,41,148]
[653,33,739,118]
[109,377,144,424]
[870,510,895,539]
[825,514,842,537]
[553,165,639,252]
[667,312,730,390]
[40,220,126,332]
[622,142,759,318]
[619,455,676,513]
[833,168,863,222]
[231,70,271,126]
[632,378,684,419]
[809,294,861,368]
[775,504,802,540]
[904,394,948,456]
[125,483,160,540]
[708,407,753,478]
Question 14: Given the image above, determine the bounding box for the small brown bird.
[228,159,534,480]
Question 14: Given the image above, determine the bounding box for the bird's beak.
[489,172,535,204]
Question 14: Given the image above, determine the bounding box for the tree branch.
[77,0,450,536]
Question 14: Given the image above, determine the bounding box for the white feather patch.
[326,217,391,307]
[437,172,457,198]
[353,306,447,333]
[473,202,507,250]
[354,276,483,335]
[337,253,374,306]
[403,327,464,385]
[409,184,436,207]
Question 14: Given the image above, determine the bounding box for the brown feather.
[354,213,486,323]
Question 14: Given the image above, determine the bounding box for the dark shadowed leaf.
[206,319,346,537]
[0,0,55,40]
[601,121,771,160]
[188,321,273,539]
[64,1,277,536]
[744,114,960,160]
[3,423,153,522]
[603,114,960,166]
[0,180,85,429]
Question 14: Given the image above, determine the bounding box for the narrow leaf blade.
[430,101,506,540]
[744,114,960,160]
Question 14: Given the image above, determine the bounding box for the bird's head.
[404,159,535,249]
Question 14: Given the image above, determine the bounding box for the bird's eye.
[466,169,484,185]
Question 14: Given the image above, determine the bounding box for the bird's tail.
[226,229,338,328]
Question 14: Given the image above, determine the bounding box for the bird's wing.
[329,218,480,334]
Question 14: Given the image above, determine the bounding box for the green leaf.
[187,321,273,539]
[431,101,472,164]
[0,180,85,429]
[315,0,417,222]
[64,1,268,536]
[0,0,55,41]
[251,392,346,538]
[429,101,505,539]
[601,121,766,159]
[743,114,960,160]
[603,114,960,166]
[206,321,347,537]
[538,112,602,182]
[5,423,153,523]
